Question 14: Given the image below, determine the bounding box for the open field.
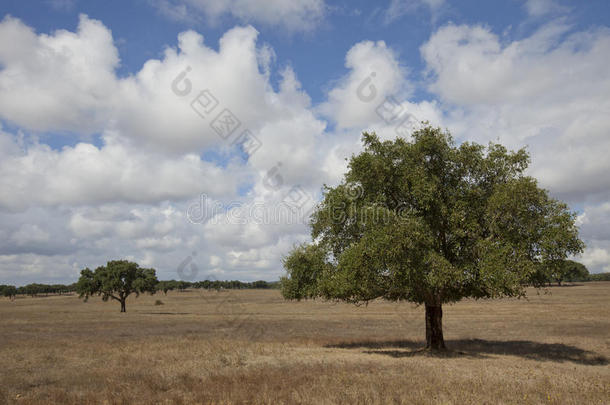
[0,283,609,405]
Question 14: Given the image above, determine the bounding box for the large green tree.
[281,127,583,350]
[76,260,158,312]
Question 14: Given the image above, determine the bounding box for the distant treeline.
[529,260,601,286]
[0,279,280,299]
[0,283,77,298]
[588,273,610,282]
[156,279,281,294]
[2,270,609,299]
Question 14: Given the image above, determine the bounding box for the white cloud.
[421,22,610,203]
[10,224,50,246]
[580,246,610,273]
[571,203,610,273]
[0,15,320,155]
[0,15,333,284]
[319,40,409,129]
[151,0,327,32]
[0,15,332,207]
[0,130,240,211]
[113,26,281,154]
[0,14,119,134]
[577,203,610,242]
[524,0,569,17]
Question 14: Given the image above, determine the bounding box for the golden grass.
[0,283,609,404]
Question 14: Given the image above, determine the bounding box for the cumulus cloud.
[580,247,610,273]
[0,14,334,284]
[0,14,119,133]
[0,14,332,198]
[421,22,610,203]
[523,0,569,17]
[0,129,240,211]
[577,203,610,242]
[0,14,328,156]
[151,0,326,32]
[112,25,274,154]
[319,40,409,129]
[575,203,610,273]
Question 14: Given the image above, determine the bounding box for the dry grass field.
[0,282,608,405]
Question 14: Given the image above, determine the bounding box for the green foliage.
[1,283,77,298]
[529,259,590,285]
[281,127,584,306]
[14,283,76,297]
[157,280,177,294]
[155,279,277,294]
[190,279,276,290]
[589,272,610,281]
[0,285,17,299]
[281,243,333,300]
[76,260,158,312]
[560,260,590,282]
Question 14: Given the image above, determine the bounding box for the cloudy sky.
[1,0,609,285]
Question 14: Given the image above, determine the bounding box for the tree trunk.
[425,303,446,350]
[120,299,126,313]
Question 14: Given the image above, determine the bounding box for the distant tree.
[251,280,269,289]
[534,259,590,285]
[561,260,589,283]
[1,285,17,300]
[281,128,584,350]
[19,283,48,297]
[590,272,610,281]
[157,281,174,295]
[76,260,158,312]
[176,281,191,291]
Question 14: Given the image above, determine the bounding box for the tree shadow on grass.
[326,339,608,365]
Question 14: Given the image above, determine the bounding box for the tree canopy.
[281,127,584,350]
[76,260,158,312]
[0,285,17,300]
[555,260,589,284]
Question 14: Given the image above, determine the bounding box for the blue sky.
[1,0,610,284]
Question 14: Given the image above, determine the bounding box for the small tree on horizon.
[76,260,158,312]
[281,127,583,350]
[1,285,17,300]
[559,260,589,284]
